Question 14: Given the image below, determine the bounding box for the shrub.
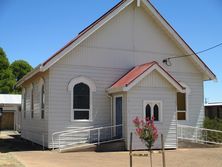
[203,117,222,143]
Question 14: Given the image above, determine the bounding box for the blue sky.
[0,0,221,102]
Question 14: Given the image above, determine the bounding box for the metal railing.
[58,124,123,152]
[177,124,222,145]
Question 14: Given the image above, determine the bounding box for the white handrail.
[178,124,222,133]
[52,126,93,150]
[57,124,123,151]
[59,124,122,137]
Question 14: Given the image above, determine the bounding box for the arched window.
[39,78,45,119]
[145,104,151,119]
[68,76,96,121]
[144,101,161,122]
[153,104,159,121]
[30,84,34,119]
[73,83,90,120]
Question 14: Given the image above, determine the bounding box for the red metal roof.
[110,61,157,88]
[109,61,184,90]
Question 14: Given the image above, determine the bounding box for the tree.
[0,48,33,94]
[10,60,33,81]
[0,68,16,94]
[0,47,10,72]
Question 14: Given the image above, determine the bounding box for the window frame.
[68,76,96,122]
[73,83,90,120]
[177,83,190,121]
[143,100,162,122]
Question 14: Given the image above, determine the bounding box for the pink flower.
[133,117,140,127]
[133,116,158,149]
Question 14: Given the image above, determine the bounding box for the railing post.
[195,127,198,143]
[58,135,61,152]
[98,128,100,145]
[52,135,54,150]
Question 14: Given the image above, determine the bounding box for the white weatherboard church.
[17,0,216,150]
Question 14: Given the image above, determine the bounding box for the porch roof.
[107,61,185,94]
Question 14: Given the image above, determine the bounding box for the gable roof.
[17,0,216,86]
[107,61,185,93]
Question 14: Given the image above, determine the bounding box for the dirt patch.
[0,131,45,167]
[11,148,222,167]
[0,153,24,167]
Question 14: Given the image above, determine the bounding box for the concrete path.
[12,148,222,167]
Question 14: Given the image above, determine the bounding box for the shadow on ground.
[0,132,46,153]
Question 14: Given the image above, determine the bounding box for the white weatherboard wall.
[21,72,49,147]
[31,1,204,148]
[127,70,177,149]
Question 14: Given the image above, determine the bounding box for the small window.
[153,104,159,121]
[145,104,151,119]
[177,92,186,120]
[41,84,45,119]
[73,83,90,120]
[144,101,161,121]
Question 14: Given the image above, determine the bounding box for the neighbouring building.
[17,0,216,150]
[205,102,222,119]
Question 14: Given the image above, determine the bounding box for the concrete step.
[60,143,96,153]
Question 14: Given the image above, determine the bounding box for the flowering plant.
[133,116,158,150]
[133,116,158,167]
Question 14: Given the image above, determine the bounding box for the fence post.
[161,134,166,167]
[195,127,198,142]
[129,132,133,167]
[58,135,61,152]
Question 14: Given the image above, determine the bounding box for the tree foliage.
[0,47,33,94]
[10,60,33,81]
[0,68,16,94]
[0,48,10,71]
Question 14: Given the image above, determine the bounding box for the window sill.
[153,121,163,125]
[71,119,93,123]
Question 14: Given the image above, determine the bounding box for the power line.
[163,42,222,66]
